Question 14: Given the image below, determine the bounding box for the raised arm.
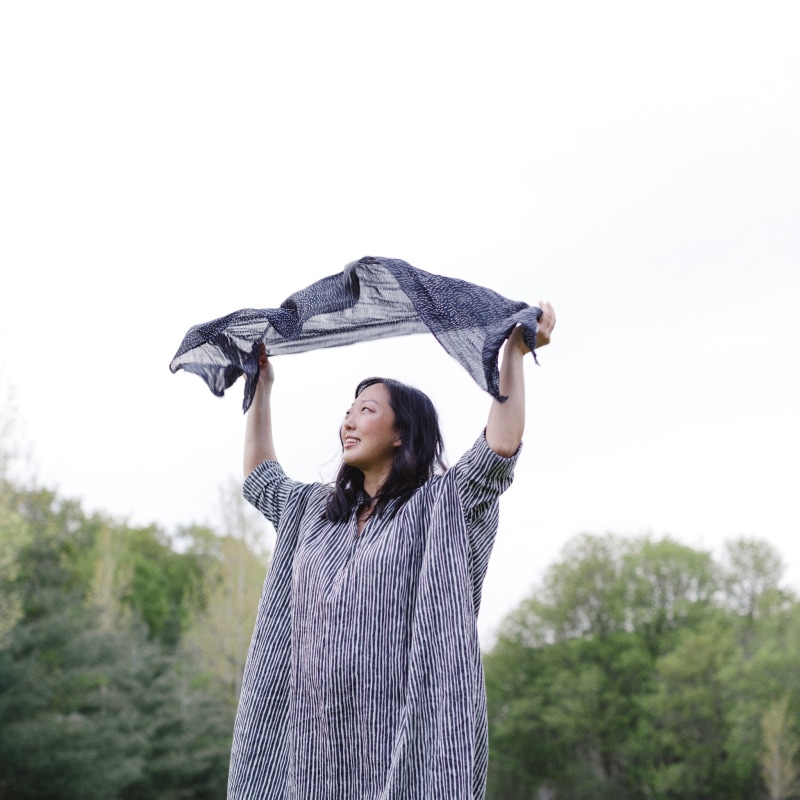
[243,344,277,478]
[485,301,556,457]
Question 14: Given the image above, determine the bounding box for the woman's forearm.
[485,331,527,457]
[485,302,556,457]
[243,351,277,477]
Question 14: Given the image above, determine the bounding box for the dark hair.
[324,377,446,523]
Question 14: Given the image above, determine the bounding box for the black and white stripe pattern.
[228,434,520,800]
[169,257,542,412]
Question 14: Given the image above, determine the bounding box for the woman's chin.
[342,452,362,469]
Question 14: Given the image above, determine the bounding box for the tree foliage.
[760,695,800,800]
[485,533,800,800]
[0,473,268,800]
[2,418,799,800]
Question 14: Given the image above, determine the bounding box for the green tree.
[525,532,628,641]
[619,537,716,652]
[486,534,708,799]
[633,616,738,799]
[720,537,785,620]
[0,488,27,647]
[504,534,716,648]
[181,480,271,705]
[0,482,237,799]
[720,598,800,795]
[485,532,800,800]
[182,529,267,706]
[760,695,800,800]
[121,524,207,648]
[0,488,148,799]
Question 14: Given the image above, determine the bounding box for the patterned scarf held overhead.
[169,256,544,412]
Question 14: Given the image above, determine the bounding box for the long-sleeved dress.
[229,433,520,800]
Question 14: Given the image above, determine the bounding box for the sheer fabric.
[169,256,542,411]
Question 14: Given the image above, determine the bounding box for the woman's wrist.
[506,326,530,356]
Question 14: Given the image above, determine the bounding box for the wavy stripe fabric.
[169,256,542,412]
[231,434,519,800]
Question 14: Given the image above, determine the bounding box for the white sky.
[1,1,798,641]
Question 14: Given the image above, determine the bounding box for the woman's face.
[340,383,401,475]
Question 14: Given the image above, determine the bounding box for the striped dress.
[229,433,520,800]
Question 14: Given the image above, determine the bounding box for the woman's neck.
[362,466,391,499]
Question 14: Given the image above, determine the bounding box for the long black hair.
[324,377,446,523]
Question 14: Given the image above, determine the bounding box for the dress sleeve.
[453,433,521,608]
[454,431,520,527]
[242,461,304,531]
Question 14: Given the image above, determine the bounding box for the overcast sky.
[1,1,798,641]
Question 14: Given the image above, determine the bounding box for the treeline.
[3,461,799,800]
[0,474,268,800]
[484,533,800,800]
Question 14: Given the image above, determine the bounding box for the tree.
[619,537,716,650]
[486,534,708,799]
[0,489,27,647]
[0,481,237,799]
[721,600,800,796]
[500,533,628,645]
[121,524,207,648]
[485,532,800,799]
[720,537,786,619]
[633,616,738,799]
[181,479,271,706]
[182,529,268,706]
[0,491,149,799]
[760,695,800,800]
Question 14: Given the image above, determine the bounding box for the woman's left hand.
[535,300,556,349]
[508,300,557,354]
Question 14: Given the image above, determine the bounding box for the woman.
[229,304,556,800]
